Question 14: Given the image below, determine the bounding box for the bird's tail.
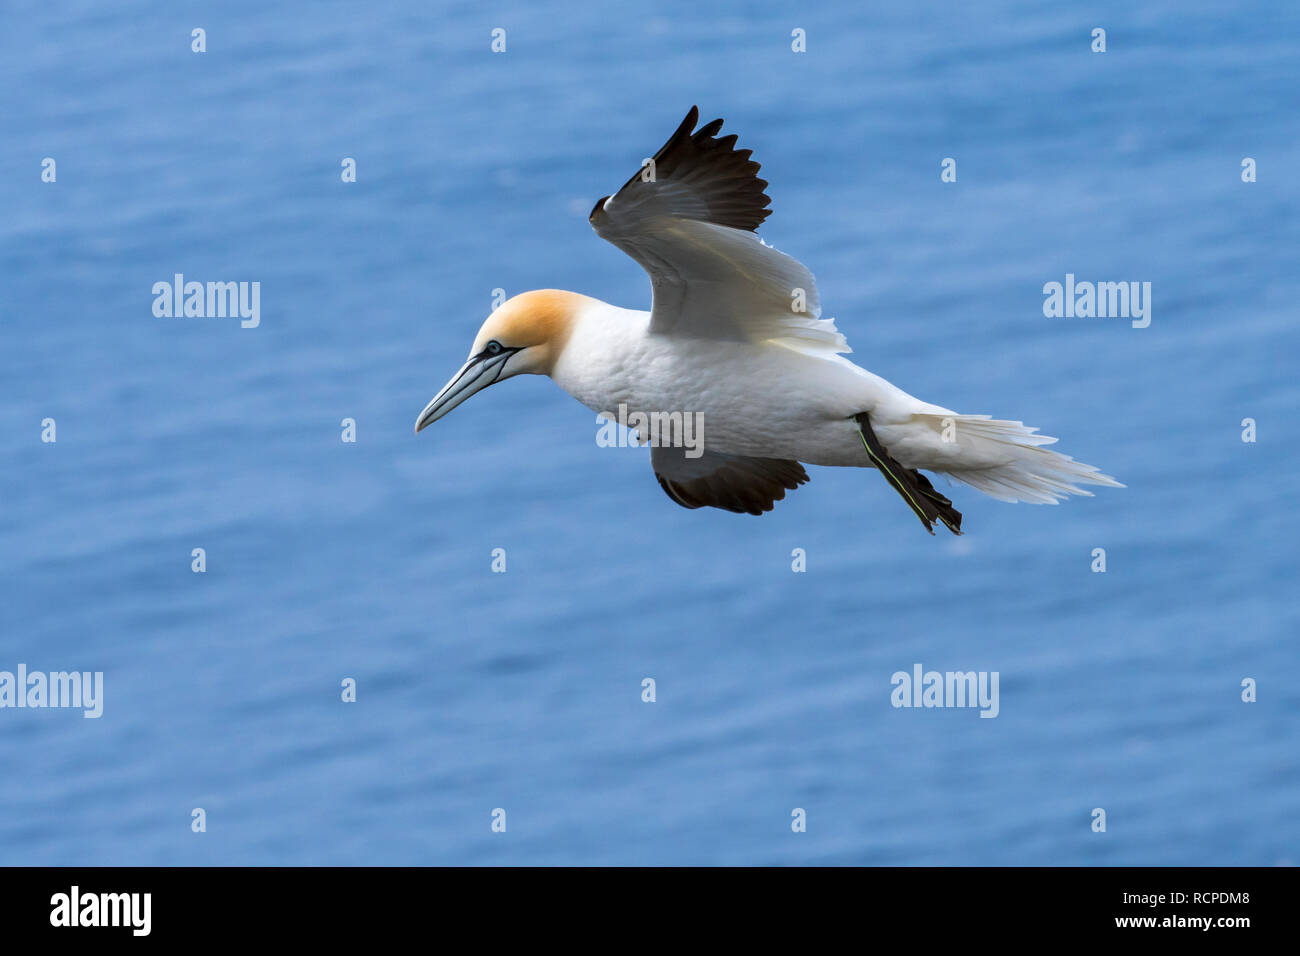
[932,415,1124,504]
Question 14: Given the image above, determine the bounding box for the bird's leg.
[853,412,963,536]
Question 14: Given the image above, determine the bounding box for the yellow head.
[414,290,588,432]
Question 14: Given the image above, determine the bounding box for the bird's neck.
[547,299,652,413]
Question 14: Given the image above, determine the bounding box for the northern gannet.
[415,107,1122,534]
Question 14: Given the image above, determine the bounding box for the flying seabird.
[415,107,1122,534]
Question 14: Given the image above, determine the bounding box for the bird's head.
[414,290,586,433]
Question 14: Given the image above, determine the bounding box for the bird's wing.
[589,106,848,355]
[651,445,809,515]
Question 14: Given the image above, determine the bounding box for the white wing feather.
[590,107,849,356]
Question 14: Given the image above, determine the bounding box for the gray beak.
[414,350,515,433]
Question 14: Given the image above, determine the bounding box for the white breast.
[549,299,920,465]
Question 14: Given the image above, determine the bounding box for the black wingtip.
[599,106,773,233]
[694,117,725,140]
[671,106,699,143]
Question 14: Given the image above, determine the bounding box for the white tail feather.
[935,415,1123,504]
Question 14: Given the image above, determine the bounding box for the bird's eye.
[485,341,503,356]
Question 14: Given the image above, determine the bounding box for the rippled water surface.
[1,0,1297,864]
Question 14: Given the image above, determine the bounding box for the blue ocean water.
[1,0,1297,865]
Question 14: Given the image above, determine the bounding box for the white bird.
[415,107,1122,534]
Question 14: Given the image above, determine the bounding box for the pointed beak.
[414,350,515,433]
